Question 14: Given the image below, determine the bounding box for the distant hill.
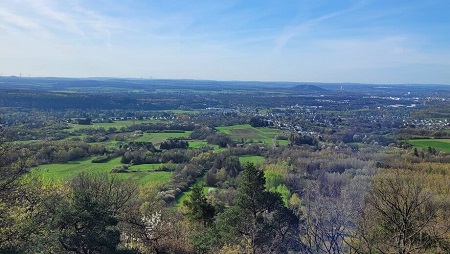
[290,84,326,92]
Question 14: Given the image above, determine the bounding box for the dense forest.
[1,77,449,253]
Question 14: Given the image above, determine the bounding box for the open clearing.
[239,155,266,165]
[188,141,226,152]
[409,139,450,152]
[216,124,288,145]
[32,157,172,184]
[134,131,192,144]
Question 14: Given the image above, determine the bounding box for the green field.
[128,163,167,171]
[409,139,450,152]
[188,141,226,152]
[134,131,192,143]
[239,155,266,165]
[216,124,288,145]
[188,141,209,148]
[32,157,172,184]
[277,140,290,146]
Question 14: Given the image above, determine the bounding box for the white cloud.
[0,7,42,31]
[274,2,367,51]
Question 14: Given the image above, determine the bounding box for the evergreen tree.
[214,163,299,253]
[184,184,216,227]
[49,173,137,254]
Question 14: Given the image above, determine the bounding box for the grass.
[216,124,288,145]
[277,140,290,146]
[123,171,172,185]
[216,124,254,135]
[32,157,173,184]
[128,163,167,171]
[188,141,225,152]
[134,131,192,143]
[239,155,266,165]
[188,141,209,148]
[409,139,450,153]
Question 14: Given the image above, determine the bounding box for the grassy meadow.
[409,139,450,152]
[239,155,266,165]
[134,131,192,143]
[216,124,288,145]
[32,157,173,185]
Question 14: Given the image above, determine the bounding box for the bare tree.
[353,172,450,254]
[300,173,371,254]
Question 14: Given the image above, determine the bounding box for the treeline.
[159,139,189,150]
[399,127,450,139]
[2,140,107,166]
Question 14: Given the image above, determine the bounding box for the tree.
[206,134,231,148]
[354,172,450,254]
[222,156,242,178]
[300,173,371,254]
[0,175,65,253]
[413,147,419,157]
[0,142,31,252]
[215,163,299,254]
[184,184,216,227]
[120,183,193,254]
[249,117,270,127]
[47,173,138,254]
[0,122,29,196]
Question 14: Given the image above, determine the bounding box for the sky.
[1,0,450,84]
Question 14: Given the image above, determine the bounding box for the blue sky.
[1,0,450,84]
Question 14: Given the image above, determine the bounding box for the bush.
[111,165,129,173]
[91,155,111,163]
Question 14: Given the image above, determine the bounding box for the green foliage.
[160,139,189,150]
[0,176,64,253]
[264,170,283,190]
[235,163,269,211]
[206,133,232,148]
[191,206,242,253]
[48,173,138,253]
[183,184,216,226]
[289,132,318,146]
[91,154,112,163]
[208,163,299,253]
[263,164,291,206]
[223,156,242,178]
[289,193,301,209]
[275,184,291,206]
[190,125,215,140]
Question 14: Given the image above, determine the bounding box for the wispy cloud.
[0,0,123,45]
[0,7,42,31]
[274,2,367,51]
